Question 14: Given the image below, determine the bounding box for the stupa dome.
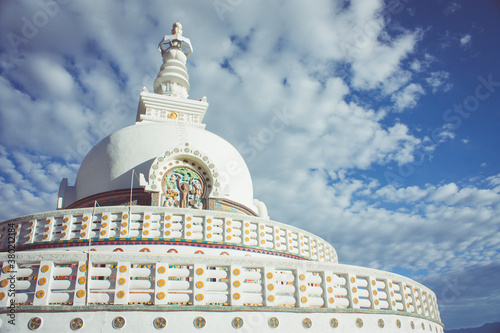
[72,120,256,212]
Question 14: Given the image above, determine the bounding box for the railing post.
[229,265,243,306]
[142,212,152,238]
[114,262,130,305]
[154,262,169,305]
[100,212,111,240]
[262,266,276,306]
[295,269,308,308]
[345,273,356,309]
[33,260,53,306]
[193,263,207,305]
[74,260,88,306]
[0,262,18,307]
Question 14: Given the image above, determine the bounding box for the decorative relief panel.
[140,143,222,207]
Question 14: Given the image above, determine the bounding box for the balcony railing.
[0,206,337,263]
[0,251,441,325]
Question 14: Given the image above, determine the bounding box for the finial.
[154,22,193,98]
[171,22,182,35]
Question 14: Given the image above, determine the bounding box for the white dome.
[74,121,255,211]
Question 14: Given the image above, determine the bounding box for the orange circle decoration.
[300,285,306,292]
[168,112,178,119]
[158,266,166,274]
[267,284,274,291]
[79,264,87,272]
[36,290,45,298]
[166,215,172,220]
[38,277,47,286]
[121,230,126,235]
[329,297,335,304]
[157,279,166,287]
[102,223,107,228]
[81,224,88,230]
[122,222,128,227]
[62,232,67,237]
[78,277,87,285]
[233,281,241,288]
[123,214,129,219]
[207,218,212,223]
[375,299,380,305]
[195,294,204,301]
[372,280,376,285]
[117,291,125,299]
[100,230,106,236]
[144,230,150,236]
[83,216,89,222]
[156,292,166,300]
[354,298,359,304]
[41,265,50,273]
[267,295,275,302]
[196,281,204,289]
[207,234,212,239]
[3,266,11,273]
[0,280,8,287]
[299,274,306,281]
[186,216,192,221]
[0,292,5,300]
[118,278,127,286]
[145,215,150,220]
[63,225,68,230]
[233,293,241,300]
[233,268,240,276]
[103,215,108,220]
[119,265,127,273]
[44,227,50,232]
[352,287,357,293]
[301,296,308,303]
[196,268,204,275]
[328,287,333,293]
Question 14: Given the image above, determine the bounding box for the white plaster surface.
[74,122,255,210]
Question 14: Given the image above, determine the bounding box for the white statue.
[158,22,193,58]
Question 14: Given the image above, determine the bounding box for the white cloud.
[426,71,453,93]
[0,1,499,328]
[391,83,425,111]
[460,34,472,46]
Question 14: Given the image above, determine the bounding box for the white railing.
[0,252,441,324]
[0,206,338,263]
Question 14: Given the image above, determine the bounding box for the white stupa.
[0,23,444,332]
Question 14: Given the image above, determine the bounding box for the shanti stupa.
[0,23,443,332]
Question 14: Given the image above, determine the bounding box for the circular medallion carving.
[153,317,167,329]
[193,317,206,329]
[302,318,312,328]
[356,318,363,328]
[268,317,279,328]
[28,317,42,330]
[232,317,244,329]
[378,319,384,328]
[330,318,339,328]
[112,316,125,329]
[70,318,84,330]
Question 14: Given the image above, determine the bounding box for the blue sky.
[1,0,499,329]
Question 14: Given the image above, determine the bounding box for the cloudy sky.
[1,0,499,329]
